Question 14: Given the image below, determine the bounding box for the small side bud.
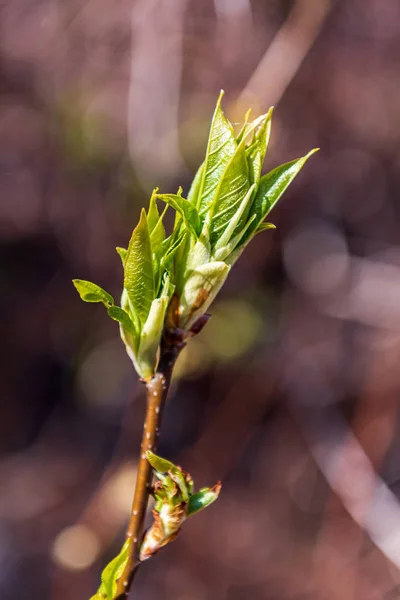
[140,452,221,561]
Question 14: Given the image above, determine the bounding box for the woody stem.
[114,338,182,599]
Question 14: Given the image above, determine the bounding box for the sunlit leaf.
[156,190,201,238]
[147,188,160,233]
[255,222,276,233]
[146,450,175,474]
[197,91,237,215]
[213,215,256,261]
[116,246,127,266]
[187,484,221,516]
[72,279,113,306]
[235,108,251,144]
[179,261,230,328]
[150,206,168,294]
[137,297,168,380]
[213,183,256,251]
[245,108,273,185]
[241,149,319,244]
[124,209,154,327]
[209,138,250,245]
[107,306,136,336]
[90,539,131,600]
[187,162,204,205]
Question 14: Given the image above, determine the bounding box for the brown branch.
[114,335,184,599]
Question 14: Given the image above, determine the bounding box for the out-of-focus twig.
[237,0,332,111]
[127,0,188,187]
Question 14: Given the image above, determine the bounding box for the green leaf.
[187,485,221,516]
[116,247,127,266]
[255,222,276,233]
[197,91,237,214]
[212,214,257,261]
[124,209,155,327]
[235,108,252,144]
[146,450,175,474]
[213,183,256,252]
[209,138,250,245]
[107,306,137,336]
[147,188,160,233]
[246,108,273,185]
[137,297,168,380]
[146,451,190,501]
[150,206,167,294]
[90,539,131,600]
[72,279,114,306]
[156,190,201,238]
[179,261,230,328]
[242,149,319,244]
[168,467,190,501]
[187,162,204,205]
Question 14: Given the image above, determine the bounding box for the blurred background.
[2,0,400,598]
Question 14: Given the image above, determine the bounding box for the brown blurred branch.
[237,0,332,110]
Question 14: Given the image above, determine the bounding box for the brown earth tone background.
[2,1,400,599]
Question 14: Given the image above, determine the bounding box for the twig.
[114,334,184,599]
[236,0,332,110]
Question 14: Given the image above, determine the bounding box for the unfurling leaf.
[140,452,220,561]
[116,246,127,266]
[74,92,317,381]
[124,209,154,326]
[107,306,136,336]
[197,90,237,215]
[146,450,175,474]
[179,261,230,328]
[242,149,319,244]
[209,138,250,244]
[90,539,131,600]
[245,108,273,185]
[156,190,201,238]
[72,279,113,306]
[187,483,222,516]
[137,297,168,380]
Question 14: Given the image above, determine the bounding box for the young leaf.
[209,138,250,245]
[107,306,137,337]
[235,107,251,144]
[146,450,175,474]
[213,183,256,251]
[90,539,131,600]
[150,206,168,294]
[242,149,319,244]
[156,191,201,239]
[147,450,191,500]
[179,261,230,328]
[255,222,276,233]
[137,297,168,380]
[187,162,204,205]
[72,279,114,306]
[187,483,222,516]
[197,91,237,214]
[124,209,154,326]
[147,188,160,233]
[212,214,257,261]
[116,246,127,266]
[168,467,190,501]
[246,108,273,185]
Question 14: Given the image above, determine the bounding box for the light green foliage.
[89,539,131,600]
[73,91,316,380]
[140,451,221,560]
[72,280,114,306]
